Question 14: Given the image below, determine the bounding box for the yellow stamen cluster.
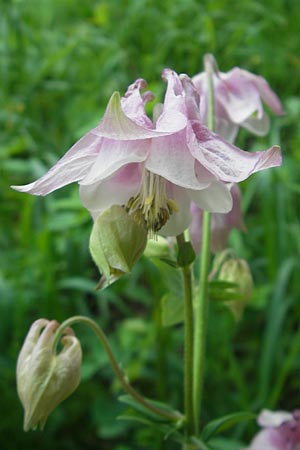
[126,170,178,236]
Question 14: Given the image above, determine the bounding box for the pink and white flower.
[242,409,300,450]
[192,54,284,142]
[12,69,282,236]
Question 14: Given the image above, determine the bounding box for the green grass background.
[1,0,300,449]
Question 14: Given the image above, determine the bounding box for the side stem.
[52,315,183,423]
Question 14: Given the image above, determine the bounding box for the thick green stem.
[192,54,214,434]
[176,234,195,438]
[193,211,211,434]
[53,316,183,423]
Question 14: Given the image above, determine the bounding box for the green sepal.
[177,241,196,267]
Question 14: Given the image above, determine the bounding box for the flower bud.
[17,319,82,431]
[217,252,253,320]
[89,205,148,288]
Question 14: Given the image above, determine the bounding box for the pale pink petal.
[159,185,192,236]
[11,132,101,195]
[80,138,149,185]
[240,70,284,115]
[188,121,282,182]
[79,163,142,218]
[92,91,186,141]
[244,429,287,450]
[161,68,185,114]
[121,78,154,128]
[258,410,293,428]
[242,110,270,136]
[145,130,212,190]
[220,68,264,121]
[179,74,202,121]
[188,181,233,213]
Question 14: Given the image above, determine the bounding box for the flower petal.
[79,163,141,218]
[80,138,149,185]
[220,68,264,121]
[244,429,287,450]
[121,78,154,128]
[145,130,212,190]
[188,181,233,213]
[159,184,192,236]
[11,132,101,195]
[188,121,282,182]
[258,409,293,428]
[242,110,270,136]
[241,70,284,115]
[92,91,186,141]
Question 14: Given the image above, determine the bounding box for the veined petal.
[188,121,282,182]
[79,163,142,218]
[145,130,211,190]
[92,91,185,141]
[188,181,233,213]
[159,184,192,236]
[80,138,149,185]
[11,132,101,195]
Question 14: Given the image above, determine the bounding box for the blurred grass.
[1,0,300,449]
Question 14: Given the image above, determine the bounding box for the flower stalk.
[52,316,183,423]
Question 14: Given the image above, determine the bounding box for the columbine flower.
[242,409,300,450]
[189,183,245,254]
[192,54,284,142]
[17,319,82,431]
[12,69,281,236]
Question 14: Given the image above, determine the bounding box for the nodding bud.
[16,319,82,431]
[89,205,148,289]
[218,254,253,320]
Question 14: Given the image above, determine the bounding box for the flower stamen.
[126,170,178,236]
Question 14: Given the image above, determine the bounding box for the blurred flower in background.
[192,54,284,142]
[241,409,300,450]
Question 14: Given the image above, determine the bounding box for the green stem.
[52,315,183,423]
[176,234,195,437]
[192,54,214,434]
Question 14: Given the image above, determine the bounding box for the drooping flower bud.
[89,205,148,288]
[212,250,253,320]
[17,319,82,431]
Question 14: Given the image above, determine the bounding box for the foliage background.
[1,0,300,449]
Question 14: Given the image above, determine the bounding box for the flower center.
[126,170,178,235]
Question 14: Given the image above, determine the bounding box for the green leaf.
[161,293,184,326]
[201,411,255,442]
[177,241,196,267]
